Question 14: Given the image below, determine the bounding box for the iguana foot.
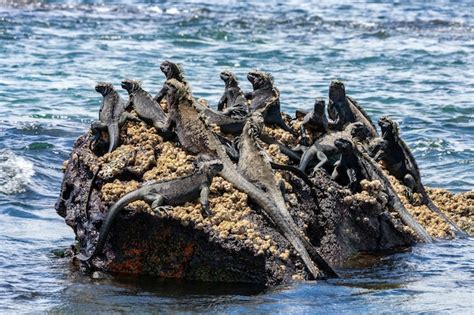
[152,205,172,214]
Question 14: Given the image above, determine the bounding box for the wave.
[0,149,34,194]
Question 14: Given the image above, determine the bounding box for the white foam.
[0,150,35,194]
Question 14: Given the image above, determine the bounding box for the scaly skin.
[154,60,188,103]
[121,79,168,130]
[331,138,366,192]
[377,117,467,237]
[300,97,329,145]
[246,70,297,136]
[327,80,378,137]
[91,82,134,153]
[237,111,337,279]
[217,70,248,118]
[163,79,337,279]
[77,159,224,261]
[298,122,367,173]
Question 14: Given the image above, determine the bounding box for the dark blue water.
[0,1,473,313]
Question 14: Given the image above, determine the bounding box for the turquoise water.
[0,1,473,313]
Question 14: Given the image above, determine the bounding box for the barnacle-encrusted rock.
[56,110,472,285]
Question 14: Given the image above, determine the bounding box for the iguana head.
[220,70,238,86]
[196,155,224,175]
[334,138,353,154]
[350,122,371,141]
[378,116,399,139]
[121,79,141,94]
[247,70,274,90]
[329,80,346,103]
[160,60,185,82]
[313,97,326,115]
[95,82,114,96]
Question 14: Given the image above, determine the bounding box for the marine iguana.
[331,138,366,192]
[298,122,368,174]
[299,97,329,146]
[377,117,467,237]
[90,82,136,153]
[162,79,337,279]
[246,70,297,136]
[77,158,224,262]
[217,70,248,118]
[153,60,188,104]
[237,111,337,278]
[121,79,168,130]
[327,80,378,137]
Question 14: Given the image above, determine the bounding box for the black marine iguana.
[331,138,366,192]
[246,70,297,136]
[86,82,141,220]
[121,79,168,130]
[298,97,329,146]
[77,158,224,261]
[327,80,378,137]
[376,116,466,237]
[154,60,188,104]
[161,78,337,279]
[90,82,137,153]
[322,134,433,243]
[298,122,368,174]
[237,111,337,279]
[217,70,248,118]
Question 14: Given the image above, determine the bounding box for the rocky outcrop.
[55,117,472,286]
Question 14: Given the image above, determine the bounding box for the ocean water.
[0,0,473,313]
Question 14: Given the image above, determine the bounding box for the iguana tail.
[106,122,121,153]
[78,188,145,261]
[84,166,100,220]
[218,152,337,279]
[356,149,433,243]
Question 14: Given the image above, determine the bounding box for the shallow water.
[0,1,473,313]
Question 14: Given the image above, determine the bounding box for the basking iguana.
[161,78,337,279]
[246,70,297,136]
[121,79,168,130]
[298,122,368,174]
[327,80,378,137]
[90,82,137,153]
[331,138,367,192]
[154,60,188,104]
[237,111,337,279]
[77,158,224,261]
[217,70,248,118]
[299,97,329,146]
[376,116,467,237]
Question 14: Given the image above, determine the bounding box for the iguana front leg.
[217,94,227,111]
[347,168,358,191]
[153,86,167,104]
[199,182,212,217]
[118,112,142,126]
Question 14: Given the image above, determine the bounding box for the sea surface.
[0,0,473,313]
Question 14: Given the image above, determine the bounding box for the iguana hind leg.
[145,194,170,213]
